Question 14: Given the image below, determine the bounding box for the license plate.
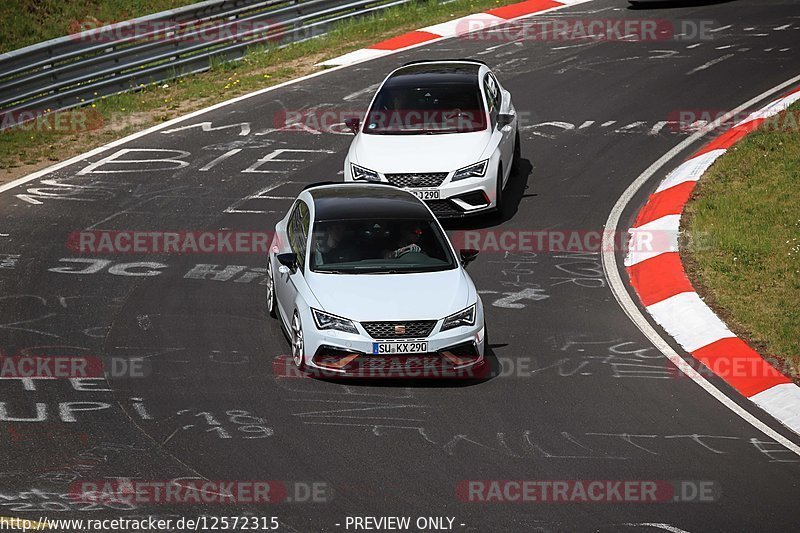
[372,341,428,355]
[409,189,440,200]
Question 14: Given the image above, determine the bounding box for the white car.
[343,59,519,218]
[266,183,486,376]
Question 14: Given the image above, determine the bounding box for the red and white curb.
[319,0,591,67]
[625,86,800,435]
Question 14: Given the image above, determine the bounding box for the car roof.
[307,184,434,221]
[402,59,488,68]
[384,61,482,88]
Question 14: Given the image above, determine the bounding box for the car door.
[275,200,310,320]
[485,72,515,183]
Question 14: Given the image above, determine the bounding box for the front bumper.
[344,164,499,218]
[300,316,486,378]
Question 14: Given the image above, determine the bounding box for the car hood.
[352,130,492,174]
[306,268,471,322]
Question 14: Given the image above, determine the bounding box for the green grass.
[683,102,800,374]
[0,0,518,176]
[0,0,200,53]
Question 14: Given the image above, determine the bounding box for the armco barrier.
[0,0,439,129]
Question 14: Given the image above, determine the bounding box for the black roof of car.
[308,184,434,221]
[384,62,481,88]
[402,59,487,67]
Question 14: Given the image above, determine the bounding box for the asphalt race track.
[1,0,799,531]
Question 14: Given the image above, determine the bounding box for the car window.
[310,218,457,274]
[483,73,500,127]
[364,83,487,134]
[488,72,502,109]
[287,200,310,270]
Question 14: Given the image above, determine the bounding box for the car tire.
[512,127,521,172]
[266,261,277,318]
[291,310,306,370]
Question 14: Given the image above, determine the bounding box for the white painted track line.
[602,72,800,457]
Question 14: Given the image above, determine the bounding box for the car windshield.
[364,83,487,135]
[309,218,457,273]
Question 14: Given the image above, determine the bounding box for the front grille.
[426,199,464,218]
[361,320,436,339]
[385,172,448,188]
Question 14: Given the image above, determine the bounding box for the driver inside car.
[385,225,424,259]
[314,223,360,265]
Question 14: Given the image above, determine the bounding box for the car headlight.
[441,304,476,331]
[311,308,359,334]
[350,164,380,182]
[452,160,488,181]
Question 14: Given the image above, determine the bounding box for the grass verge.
[682,102,800,376]
[0,0,200,53]
[0,0,519,184]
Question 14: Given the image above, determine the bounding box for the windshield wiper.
[349,268,402,274]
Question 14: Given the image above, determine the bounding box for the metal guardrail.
[0,0,430,128]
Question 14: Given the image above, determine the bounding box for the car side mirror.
[459,249,479,267]
[344,118,360,135]
[497,113,514,129]
[277,252,298,273]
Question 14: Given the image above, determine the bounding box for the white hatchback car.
[343,59,519,218]
[266,183,486,376]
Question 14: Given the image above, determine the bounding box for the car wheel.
[494,162,504,217]
[266,261,277,318]
[512,127,521,172]
[291,311,306,370]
